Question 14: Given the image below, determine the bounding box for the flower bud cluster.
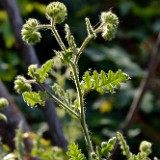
[0,98,8,110]
[100,11,119,41]
[140,141,152,155]
[21,18,41,45]
[46,2,67,24]
[28,64,40,80]
[14,76,32,94]
[90,152,98,159]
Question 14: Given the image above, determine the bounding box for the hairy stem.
[74,35,92,64]
[49,22,94,153]
[38,82,79,119]
[70,62,94,153]
[51,21,67,51]
[74,24,103,64]
[36,24,52,30]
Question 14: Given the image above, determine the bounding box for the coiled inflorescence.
[14,76,32,94]
[100,11,119,41]
[21,18,41,45]
[46,1,67,24]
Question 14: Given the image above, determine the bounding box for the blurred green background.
[0,0,160,158]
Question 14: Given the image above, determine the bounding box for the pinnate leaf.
[37,59,54,83]
[81,69,130,94]
[101,137,116,158]
[67,142,86,160]
[23,91,48,108]
[82,71,92,92]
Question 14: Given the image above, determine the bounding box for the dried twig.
[121,33,160,134]
[111,33,160,159]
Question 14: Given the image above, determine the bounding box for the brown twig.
[110,33,160,159]
[0,0,68,150]
[121,33,160,134]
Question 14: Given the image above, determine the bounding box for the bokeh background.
[0,0,160,158]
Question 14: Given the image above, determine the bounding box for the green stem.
[48,21,94,152]
[37,23,67,51]
[51,21,67,51]
[36,24,52,30]
[70,62,94,153]
[74,24,103,64]
[74,35,92,64]
[38,82,79,119]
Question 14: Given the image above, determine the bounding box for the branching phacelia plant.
[13,1,156,159]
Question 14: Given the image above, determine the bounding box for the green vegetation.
[0,0,160,159]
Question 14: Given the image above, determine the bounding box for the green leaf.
[23,91,48,107]
[101,137,116,158]
[81,71,92,92]
[65,24,78,54]
[63,50,73,63]
[117,132,132,159]
[67,142,86,160]
[81,69,130,94]
[85,17,97,39]
[37,59,54,83]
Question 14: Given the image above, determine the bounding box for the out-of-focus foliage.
[0,0,160,158]
[0,125,68,160]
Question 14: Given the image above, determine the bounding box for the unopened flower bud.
[0,98,8,110]
[139,141,152,155]
[28,64,39,79]
[46,2,67,24]
[90,152,97,159]
[101,141,108,148]
[100,11,119,41]
[101,11,119,27]
[102,24,117,41]
[21,18,41,45]
[14,76,32,94]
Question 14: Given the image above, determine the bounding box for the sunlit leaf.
[67,142,86,160]
[23,91,48,108]
[81,69,130,94]
[37,59,54,83]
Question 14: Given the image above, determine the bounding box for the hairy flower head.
[46,2,67,24]
[14,76,32,94]
[21,18,41,45]
[139,141,152,155]
[100,11,119,41]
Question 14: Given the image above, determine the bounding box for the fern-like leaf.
[117,132,132,159]
[23,91,48,107]
[81,69,129,94]
[67,142,86,160]
[101,137,116,158]
[81,71,92,92]
[37,59,54,83]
